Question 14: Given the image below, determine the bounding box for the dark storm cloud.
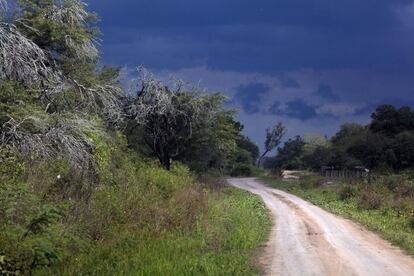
[88,0,414,74]
[85,0,414,144]
[90,0,409,30]
[354,104,378,117]
[233,83,270,114]
[314,84,340,102]
[355,98,414,116]
[279,76,301,88]
[268,99,319,120]
[268,101,282,115]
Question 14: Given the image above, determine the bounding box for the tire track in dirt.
[270,192,353,276]
[228,178,414,276]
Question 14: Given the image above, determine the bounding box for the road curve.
[228,178,414,276]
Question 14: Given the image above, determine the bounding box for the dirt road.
[228,178,414,276]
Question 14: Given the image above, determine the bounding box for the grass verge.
[42,187,271,276]
[1,133,271,275]
[261,176,414,256]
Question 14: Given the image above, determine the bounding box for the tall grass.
[1,129,271,275]
[41,188,271,276]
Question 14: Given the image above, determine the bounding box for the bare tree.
[0,23,59,86]
[0,114,103,169]
[257,122,286,167]
[0,0,61,86]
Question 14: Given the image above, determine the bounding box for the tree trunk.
[164,158,171,170]
[257,150,269,168]
[161,152,171,170]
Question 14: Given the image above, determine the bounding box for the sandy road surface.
[228,178,414,276]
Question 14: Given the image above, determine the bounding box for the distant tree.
[331,123,366,146]
[177,112,240,172]
[257,122,286,167]
[273,136,305,169]
[261,156,277,169]
[347,131,391,169]
[237,135,259,165]
[370,105,414,136]
[392,131,414,170]
[302,145,333,171]
[258,105,414,172]
[303,133,329,154]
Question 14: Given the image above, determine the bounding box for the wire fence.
[320,166,372,182]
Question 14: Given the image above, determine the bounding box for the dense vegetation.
[0,1,268,274]
[263,105,414,173]
[1,141,271,275]
[262,175,414,255]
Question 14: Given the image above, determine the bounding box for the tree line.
[263,105,414,172]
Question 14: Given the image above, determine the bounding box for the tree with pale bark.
[257,122,286,167]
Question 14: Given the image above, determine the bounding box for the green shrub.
[410,210,414,229]
[0,180,70,275]
[358,190,382,210]
[395,181,414,199]
[270,167,283,178]
[230,164,252,177]
[50,187,270,276]
[338,185,358,200]
[383,175,404,192]
[0,148,25,182]
[299,175,324,189]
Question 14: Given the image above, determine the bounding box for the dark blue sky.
[88,0,414,148]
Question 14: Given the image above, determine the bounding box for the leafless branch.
[0,0,7,15]
[0,114,105,169]
[0,23,59,86]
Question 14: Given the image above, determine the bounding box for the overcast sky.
[88,0,414,149]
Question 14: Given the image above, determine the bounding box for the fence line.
[320,167,371,181]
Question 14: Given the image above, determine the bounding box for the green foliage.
[278,136,306,169]
[0,177,70,275]
[264,105,414,172]
[86,129,115,181]
[358,189,382,210]
[298,175,324,189]
[371,105,414,136]
[50,188,270,276]
[16,0,99,63]
[410,212,414,229]
[338,185,358,201]
[237,135,259,165]
[125,74,244,171]
[0,80,39,123]
[230,163,253,177]
[392,131,414,169]
[1,135,270,275]
[302,145,333,171]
